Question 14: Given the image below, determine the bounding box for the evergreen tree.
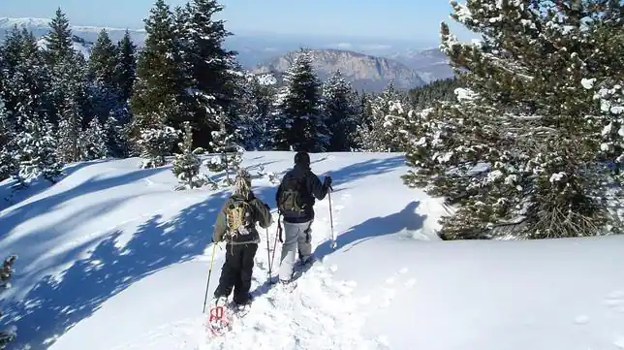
[322,70,360,151]
[79,117,109,160]
[130,0,189,141]
[0,101,14,180]
[54,55,87,163]
[0,255,17,350]
[88,29,118,87]
[172,121,206,190]
[136,110,180,168]
[206,107,243,185]
[408,78,460,110]
[45,7,74,67]
[356,84,408,152]
[14,116,62,185]
[401,0,624,240]
[185,0,238,140]
[113,30,137,102]
[270,49,329,152]
[1,28,52,131]
[235,73,276,150]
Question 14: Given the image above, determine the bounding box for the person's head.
[294,151,310,168]
[233,168,252,198]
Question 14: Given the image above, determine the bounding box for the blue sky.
[0,0,475,43]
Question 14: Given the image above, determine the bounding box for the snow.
[1,151,624,350]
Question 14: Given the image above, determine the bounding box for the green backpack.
[225,199,254,240]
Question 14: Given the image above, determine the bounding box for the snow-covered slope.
[1,151,624,350]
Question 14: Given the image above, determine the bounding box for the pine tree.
[270,49,328,152]
[113,30,137,103]
[88,29,118,87]
[79,117,108,160]
[185,0,238,141]
[54,55,87,163]
[0,255,17,350]
[130,0,189,141]
[0,101,14,180]
[13,116,62,185]
[45,8,74,67]
[401,0,624,240]
[235,73,276,150]
[322,70,360,151]
[206,107,243,185]
[356,84,408,151]
[172,121,206,190]
[136,110,180,169]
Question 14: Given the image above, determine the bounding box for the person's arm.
[252,198,273,228]
[212,200,229,242]
[307,171,329,200]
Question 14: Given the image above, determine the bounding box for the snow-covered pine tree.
[54,55,88,163]
[356,84,408,152]
[113,30,137,103]
[79,117,109,160]
[129,0,189,142]
[0,100,14,181]
[44,7,73,68]
[206,107,242,185]
[270,49,329,152]
[229,72,275,150]
[401,0,624,240]
[172,121,206,190]
[13,115,63,186]
[136,108,179,168]
[322,70,360,151]
[88,29,118,87]
[0,255,17,350]
[184,0,238,147]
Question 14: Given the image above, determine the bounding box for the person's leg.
[213,244,241,301]
[297,220,313,264]
[278,222,303,282]
[233,243,258,305]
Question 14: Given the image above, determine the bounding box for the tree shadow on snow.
[322,155,405,187]
[0,160,108,213]
[300,201,427,279]
[2,183,277,350]
[0,165,170,241]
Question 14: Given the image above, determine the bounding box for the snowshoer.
[211,169,272,310]
[275,151,332,284]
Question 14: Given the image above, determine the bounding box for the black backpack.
[278,173,308,215]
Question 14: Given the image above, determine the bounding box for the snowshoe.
[206,297,232,336]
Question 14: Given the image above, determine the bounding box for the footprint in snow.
[573,315,589,325]
[604,290,624,307]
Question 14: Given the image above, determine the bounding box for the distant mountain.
[389,48,455,83]
[0,17,146,46]
[252,49,427,92]
[0,17,455,85]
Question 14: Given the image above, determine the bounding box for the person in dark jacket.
[275,151,332,284]
[211,169,272,309]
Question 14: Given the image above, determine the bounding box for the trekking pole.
[268,214,282,282]
[202,243,218,313]
[265,227,272,281]
[328,187,337,249]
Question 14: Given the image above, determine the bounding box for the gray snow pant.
[278,220,313,282]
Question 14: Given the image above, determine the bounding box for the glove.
[323,176,333,191]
